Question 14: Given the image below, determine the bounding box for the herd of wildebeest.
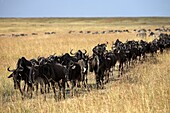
[1,26,170,38]
[6,27,170,101]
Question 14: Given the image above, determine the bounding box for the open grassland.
[0,18,170,113]
[0,17,170,33]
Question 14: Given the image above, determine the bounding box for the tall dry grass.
[0,18,170,113]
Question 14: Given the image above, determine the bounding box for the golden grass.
[0,18,170,113]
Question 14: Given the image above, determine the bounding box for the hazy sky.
[0,0,170,17]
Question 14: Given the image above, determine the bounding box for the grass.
[0,17,170,113]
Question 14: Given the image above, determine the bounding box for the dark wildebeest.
[32,33,38,35]
[7,57,33,98]
[66,61,82,96]
[70,49,87,60]
[103,51,117,83]
[89,43,108,89]
[70,49,89,88]
[148,32,155,37]
[27,62,66,101]
[58,53,78,66]
[89,54,106,89]
[59,51,89,95]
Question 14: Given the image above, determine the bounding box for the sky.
[0,0,170,17]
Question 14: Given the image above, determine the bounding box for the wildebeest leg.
[118,62,123,77]
[100,71,104,89]
[35,83,38,96]
[51,82,57,100]
[17,82,24,99]
[128,59,131,68]
[85,77,88,90]
[23,81,27,92]
[83,74,89,91]
[81,74,86,89]
[62,79,65,99]
[36,78,46,100]
[85,74,88,88]
[44,84,47,101]
[57,82,61,101]
[39,79,45,94]
[95,73,100,89]
[26,83,30,93]
[160,48,163,54]
[125,61,128,71]
[110,66,113,73]
[29,84,34,99]
[47,83,50,93]
[104,70,109,84]
[121,63,124,75]
[118,63,121,78]
[151,52,154,57]
[74,80,80,96]
[68,80,74,97]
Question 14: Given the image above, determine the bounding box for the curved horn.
[31,62,38,67]
[83,49,87,54]
[53,53,56,56]
[37,56,40,60]
[7,67,15,72]
[70,49,75,55]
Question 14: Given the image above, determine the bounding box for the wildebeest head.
[92,43,107,56]
[37,56,48,65]
[70,49,87,60]
[59,53,78,66]
[8,57,33,89]
[47,54,60,63]
[7,66,23,89]
[114,39,123,48]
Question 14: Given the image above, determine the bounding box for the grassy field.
[0,17,170,113]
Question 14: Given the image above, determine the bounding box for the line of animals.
[0,26,170,38]
[68,29,129,34]
[0,32,56,37]
[7,33,170,101]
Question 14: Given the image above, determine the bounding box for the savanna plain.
[0,18,170,113]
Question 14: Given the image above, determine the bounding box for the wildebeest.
[89,55,105,89]
[51,32,56,34]
[103,51,117,83]
[45,32,51,35]
[7,57,33,98]
[148,32,156,37]
[66,61,82,96]
[32,33,38,35]
[27,61,66,100]
[136,32,147,38]
[58,49,89,95]
[20,34,28,37]
[70,49,87,60]
[70,49,89,87]
[89,43,108,89]
[7,32,170,101]
[59,53,78,66]
[0,34,6,37]
[68,31,75,34]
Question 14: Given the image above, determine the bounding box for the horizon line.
[0,16,170,19]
